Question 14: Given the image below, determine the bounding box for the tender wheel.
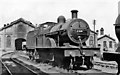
[33,50,39,62]
[86,61,93,69]
[69,63,73,70]
[86,56,94,69]
[86,64,93,69]
[73,64,77,70]
[73,64,81,70]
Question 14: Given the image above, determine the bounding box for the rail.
[1,52,39,75]
[0,59,13,75]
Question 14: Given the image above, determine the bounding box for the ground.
[0,50,118,75]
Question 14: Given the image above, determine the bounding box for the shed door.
[15,38,26,50]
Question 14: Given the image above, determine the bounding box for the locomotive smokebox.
[115,15,120,42]
[71,10,78,19]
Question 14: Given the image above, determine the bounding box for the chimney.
[100,28,104,35]
[7,23,9,26]
[96,30,99,35]
[4,24,6,27]
[71,10,78,19]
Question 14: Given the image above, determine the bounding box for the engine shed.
[0,18,35,51]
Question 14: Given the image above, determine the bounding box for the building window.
[114,43,117,48]
[17,24,26,37]
[89,36,93,46]
[17,24,26,32]
[103,41,108,51]
[103,41,107,48]
[6,35,11,48]
[109,41,112,48]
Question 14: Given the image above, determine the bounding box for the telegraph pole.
[93,20,96,48]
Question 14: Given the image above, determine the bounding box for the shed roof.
[97,35,115,41]
[0,18,35,31]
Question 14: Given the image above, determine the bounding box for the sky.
[0,0,120,42]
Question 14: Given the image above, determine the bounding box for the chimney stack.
[71,10,78,19]
[7,23,9,26]
[4,24,6,27]
[100,28,104,35]
[96,30,99,35]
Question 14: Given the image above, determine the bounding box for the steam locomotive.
[103,15,120,60]
[103,13,120,74]
[26,10,94,69]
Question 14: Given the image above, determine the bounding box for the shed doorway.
[15,38,26,50]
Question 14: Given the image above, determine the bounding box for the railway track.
[16,53,116,75]
[73,66,116,75]
[0,59,12,75]
[1,52,48,75]
[11,58,49,75]
[1,51,117,75]
[2,58,38,75]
